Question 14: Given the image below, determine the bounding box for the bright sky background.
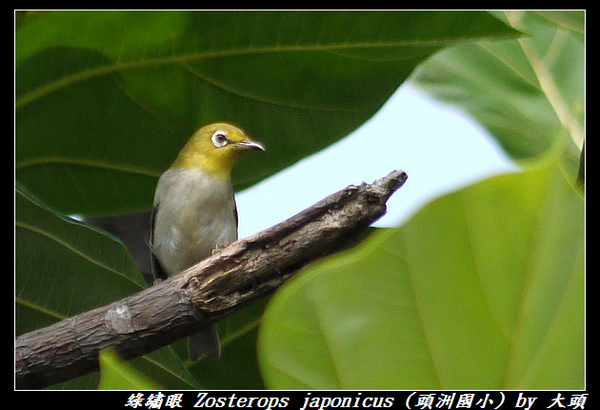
[236,83,519,239]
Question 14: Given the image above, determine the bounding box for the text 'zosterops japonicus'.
[150,122,265,360]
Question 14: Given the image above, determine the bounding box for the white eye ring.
[211,131,229,148]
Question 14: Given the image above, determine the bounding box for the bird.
[150,122,265,360]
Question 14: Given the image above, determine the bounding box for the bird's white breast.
[152,168,237,276]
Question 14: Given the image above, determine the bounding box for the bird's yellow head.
[172,123,265,179]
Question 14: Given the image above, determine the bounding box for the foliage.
[259,154,583,389]
[98,349,162,390]
[16,10,519,216]
[15,11,583,389]
[412,11,584,177]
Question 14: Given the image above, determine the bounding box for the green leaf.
[258,153,584,389]
[15,184,145,336]
[15,185,188,390]
[98,349,162,390]
[412,11,584,178]
[16,11,520,215]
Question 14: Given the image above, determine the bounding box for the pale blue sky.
[236,83,518,239]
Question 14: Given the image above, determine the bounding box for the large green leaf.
[258,153,584,389]
[412,11,584,178]
[15,186,187,389]
[15,185,146,335]
[16,11,520,215]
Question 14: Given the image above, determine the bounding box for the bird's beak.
[236,139,266,152]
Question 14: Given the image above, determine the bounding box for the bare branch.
[15,170,407,389]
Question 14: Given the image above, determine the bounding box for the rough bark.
[15,170,407,389]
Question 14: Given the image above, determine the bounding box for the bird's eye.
[211,131,229,148]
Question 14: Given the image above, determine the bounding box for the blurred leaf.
[16,11,520,215]
[535,10,584,39]
[52,345,200,390]
[98,349,162,390]
[109,346,200,390]
[577,141,585,189]
[258,152,584,389]
[412,11,583,179]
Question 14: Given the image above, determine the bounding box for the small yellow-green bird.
[150,122,265,360]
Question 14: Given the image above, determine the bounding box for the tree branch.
[15,170,407,390]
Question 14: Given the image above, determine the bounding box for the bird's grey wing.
[233,195,239,231]
[150,202,169,283]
